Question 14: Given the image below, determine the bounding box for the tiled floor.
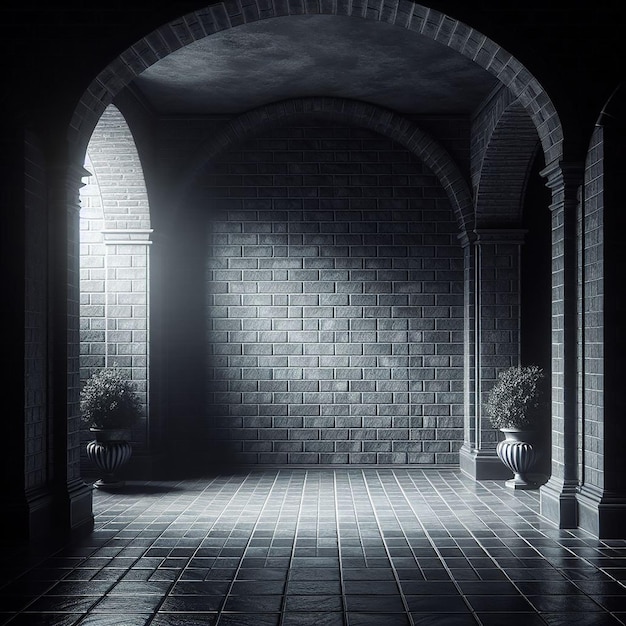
[1,469,626,625]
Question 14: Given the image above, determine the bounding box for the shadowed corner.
[152,407,251,480]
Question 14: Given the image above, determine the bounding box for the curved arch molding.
[69,1,562,169]
[175,97,473,234]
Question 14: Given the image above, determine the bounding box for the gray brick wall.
[24,131,48,489]
[80,152,106,372]
[579,126,604,489]
[178,121,465,465]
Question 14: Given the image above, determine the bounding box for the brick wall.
[80,153,106,373]
[579,126,604,489]
[169,120,465,466]
[24,131,48,489]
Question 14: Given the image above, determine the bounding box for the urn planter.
[80,366,142,489]
[485,365,545,489]
[496,428,537,490]
[86,428,133,489]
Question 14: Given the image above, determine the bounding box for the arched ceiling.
[129,14,501,116]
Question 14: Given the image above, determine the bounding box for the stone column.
[460,228,526,480]
[459,232,478,477]
[576,108,626,538]
[101,228,155,475]
[3,127,60,540]
[49,160,94,536]
[539,161,582,529]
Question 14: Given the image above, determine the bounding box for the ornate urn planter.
[496,428,537,490]
[80,366,142,491]
[485,365,545,490]
[86,428,133,489]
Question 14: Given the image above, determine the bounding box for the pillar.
[101,228,160,477]
[460,228,526,480]
[50,160,95,537]
[575,105,626,538]
[539,161,582,529]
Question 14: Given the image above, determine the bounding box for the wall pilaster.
[49,160,94,536]
[460,228,526,480]
[100,228,158,476]
[539,161,582,529]
[576,111,626,538]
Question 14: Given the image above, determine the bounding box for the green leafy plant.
[485,365,545,430]
[80,366,142,429]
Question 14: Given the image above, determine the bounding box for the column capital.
[49,162,92,190]
[540,160,584,192]
[49,161,92,216]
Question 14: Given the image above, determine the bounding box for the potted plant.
[80,365,142,489]
[485,365,545,489]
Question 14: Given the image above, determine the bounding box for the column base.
[459,444,513,481]
[539,476,578,528]
[8,481,94,547]
[5,487,56,544]
[577,485,626,539]
[62,478,95,538]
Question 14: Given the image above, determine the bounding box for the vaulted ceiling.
[129,14,501,117]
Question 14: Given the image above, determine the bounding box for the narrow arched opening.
[78,104,152,479]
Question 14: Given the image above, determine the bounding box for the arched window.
[79,105,152,471]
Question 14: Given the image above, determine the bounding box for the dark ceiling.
[1,2,623,136]
[129,14,501,117]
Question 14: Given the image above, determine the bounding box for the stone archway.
[175,97,473,234]
[64,2,583,528]
[79,104,153,473]
[68,2,563,169]
[474,100,541,227]
[458,93,546,480]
